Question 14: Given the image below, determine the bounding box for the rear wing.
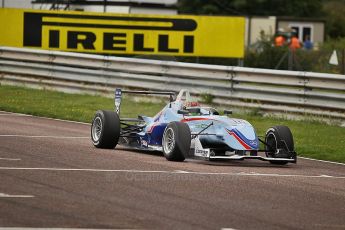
[114,88,176,116]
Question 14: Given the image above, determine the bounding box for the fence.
[0,47,344,119]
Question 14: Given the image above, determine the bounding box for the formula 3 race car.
[91,89,297,165]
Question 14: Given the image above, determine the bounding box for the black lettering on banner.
[183,35,194,53]
[103,33,126,51]
[67,31,96,49]
[23,12,197,54]
[49,30,60,48]
[158,35,178,53]
[23,12,42,47]
[133,34,154,52]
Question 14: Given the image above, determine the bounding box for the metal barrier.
[0,46,345,119]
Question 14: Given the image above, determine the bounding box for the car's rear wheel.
[91,110,120,149]
[162,122,191,162]
[265,126,295,165]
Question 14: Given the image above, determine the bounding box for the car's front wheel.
[91,110,120,149]
[265,125,296,165]
[162,122,191,162]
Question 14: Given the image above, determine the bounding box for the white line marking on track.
[300,157,345,166]
[0,167,344,179]
[0,114,29,116]
[0,157,21,161]
[0,228,132,230]
[0,228,125,230]
[174,170,189,173]
[0,111,89,125]
[0,193,34,198]
[0,135,88,139]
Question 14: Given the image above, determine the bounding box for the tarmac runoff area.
[0,111,345,230]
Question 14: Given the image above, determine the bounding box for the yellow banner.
[0,8,245,58]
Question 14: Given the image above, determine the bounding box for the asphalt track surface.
[0,111,345,230]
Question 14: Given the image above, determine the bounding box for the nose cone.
[225,125,259,150]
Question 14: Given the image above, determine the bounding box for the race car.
[91,89,297,165]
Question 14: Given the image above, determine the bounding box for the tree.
[178,0,345,38]
[323,0,345,38]
[178,0,323,17]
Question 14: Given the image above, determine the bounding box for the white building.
[246,16,325,47]
[1,0,32,8]
[30,0,177,14]
[1,0,177,14]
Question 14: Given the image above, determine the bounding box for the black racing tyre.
[162,122,191,162]
[265,126,295,165]
[91,110,120,149]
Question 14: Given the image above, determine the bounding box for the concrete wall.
[2,0,177,14]
[110,0,177,4]
[246,16,276,47]
[30,2,177,14]
[130,7,177,15]
[313,22,325,44]
[1,0,32,8]
[0,0,177,8]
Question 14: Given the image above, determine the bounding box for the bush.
[243,36,345,74]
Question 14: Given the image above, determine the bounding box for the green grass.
[1,84,345,163]
[0,85,165,122]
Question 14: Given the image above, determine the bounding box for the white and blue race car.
[91,89,297,165]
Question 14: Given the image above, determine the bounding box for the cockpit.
[174,89,223,116]
[182,107,220,116]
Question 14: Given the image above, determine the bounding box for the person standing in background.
[289,32,302,50]
[303,35,313,50]
[274,28,286,47]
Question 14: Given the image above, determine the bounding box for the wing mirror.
[224,109,233,115]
